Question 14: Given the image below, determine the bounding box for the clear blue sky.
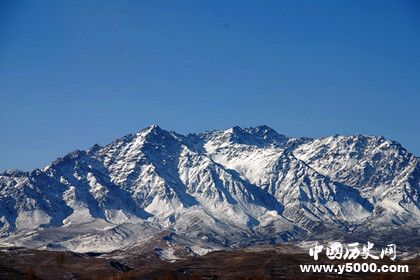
[1,0,419,171]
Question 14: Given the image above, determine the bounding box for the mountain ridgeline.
[0,125,419,254]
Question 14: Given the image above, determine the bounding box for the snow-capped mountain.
[0,125,419,254]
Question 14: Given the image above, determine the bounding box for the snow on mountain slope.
[199,127,373,233]
[0,125,419,254]
[293,135,420,228]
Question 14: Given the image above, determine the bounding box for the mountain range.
[0,125,419,257]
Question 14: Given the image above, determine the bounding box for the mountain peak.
[0,169,29,177]
[226,125,275,134]
[148,124,161,131]
[218,125,287,148]
[138,124,168,136]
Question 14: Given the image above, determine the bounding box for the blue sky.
[1,0,420,171]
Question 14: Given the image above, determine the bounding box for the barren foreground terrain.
[0,244,418,280]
